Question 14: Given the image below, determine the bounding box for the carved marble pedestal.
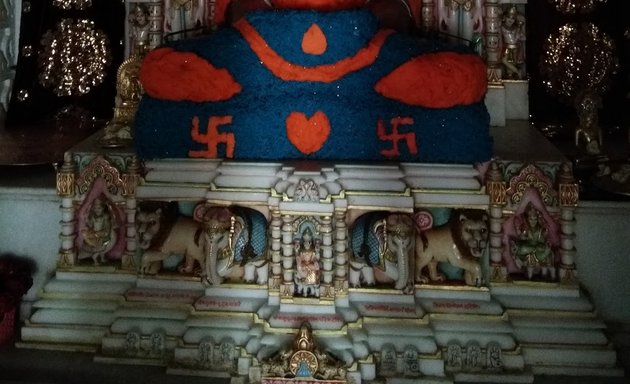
[18,123,623,383]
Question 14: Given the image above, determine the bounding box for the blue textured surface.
[232,207,268,263]
[351,212,387,266]
[134,9,492,163]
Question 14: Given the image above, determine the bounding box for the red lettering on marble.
[274,314,342,323]
[432,301,480,310]
[364,304,415,314]
[197,297,242,308]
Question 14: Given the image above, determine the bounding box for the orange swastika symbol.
[189,115,235,158]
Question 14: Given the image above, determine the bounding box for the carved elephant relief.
[348,211,432,293]
[192,204,269,285]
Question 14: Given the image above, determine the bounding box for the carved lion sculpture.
[136,202,205,276]
[415,209,488,286]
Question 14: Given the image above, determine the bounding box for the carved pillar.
[121,156,141,270]
[56,152,77,268]
[421,0,435,34]
[484,0,502,83]
[319,215,334,300]
[486,161,507,282]
[333,210,349,296]
[269,209,283,293]
[281,214,295,298]
[557,162,579,284]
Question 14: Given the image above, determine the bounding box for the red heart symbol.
[286,111,331,155]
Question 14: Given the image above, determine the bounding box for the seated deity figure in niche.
[510,202,557,280]
[164,0,206,40]
[129,4,151,56]
[437,0,484,51]
[78,196,117,265]
[294,227,321,296]
[500,5,526,80]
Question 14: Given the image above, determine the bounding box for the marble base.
[15,136,621,382]
[17,266,623,383]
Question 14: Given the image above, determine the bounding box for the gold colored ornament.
[52,0,92,10]
[38,18,111,97]
[101,55,144,147]
[540,22,618,103]
[548,0,606,14]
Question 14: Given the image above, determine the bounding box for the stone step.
[430,317,513,334]
[515,327,610,346]
[522,344,618,369]
[136,276,205,291]
[43,278,133,297]
[353,301,423,319]
[32,298,120,311]
[453,370,534,383]
[29,308,115,326]
[493,293,593,312]
[185,314,256,330]
[125,287,203,305]
[21,323,108,346]
[183,327,263,346]
[364,334,439,354]
[110,318,187,336]
[194,295,267,312]
[419,298,505,316]
[510,314,605,329]
[114,306,190,320]
[491,283,581,298]
[55,271,137,283]
[416,285,491,301]
[531,365,625,377]
[362,321,433,337]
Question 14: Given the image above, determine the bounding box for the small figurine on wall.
[77,196,117,265]
[503,189,560,281]
[510,203,556,280]
[75,176,126,266]
[294,226,321,297]
[129,3,151,56]
[574,89,603,155]
[500,5,526,80]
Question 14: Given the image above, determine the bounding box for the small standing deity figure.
[78,196,116,265]
[164,0,206,40]
[294,227,321,296]
[574,90,603,155]
[500,5,526,80]
[437,0,484,48]
[129,3,151,56]
[510,203,556,280]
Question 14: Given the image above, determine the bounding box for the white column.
[281,214,295,298]
[56,153,77,267]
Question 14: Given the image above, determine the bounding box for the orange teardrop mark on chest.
[301,23,327,55]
